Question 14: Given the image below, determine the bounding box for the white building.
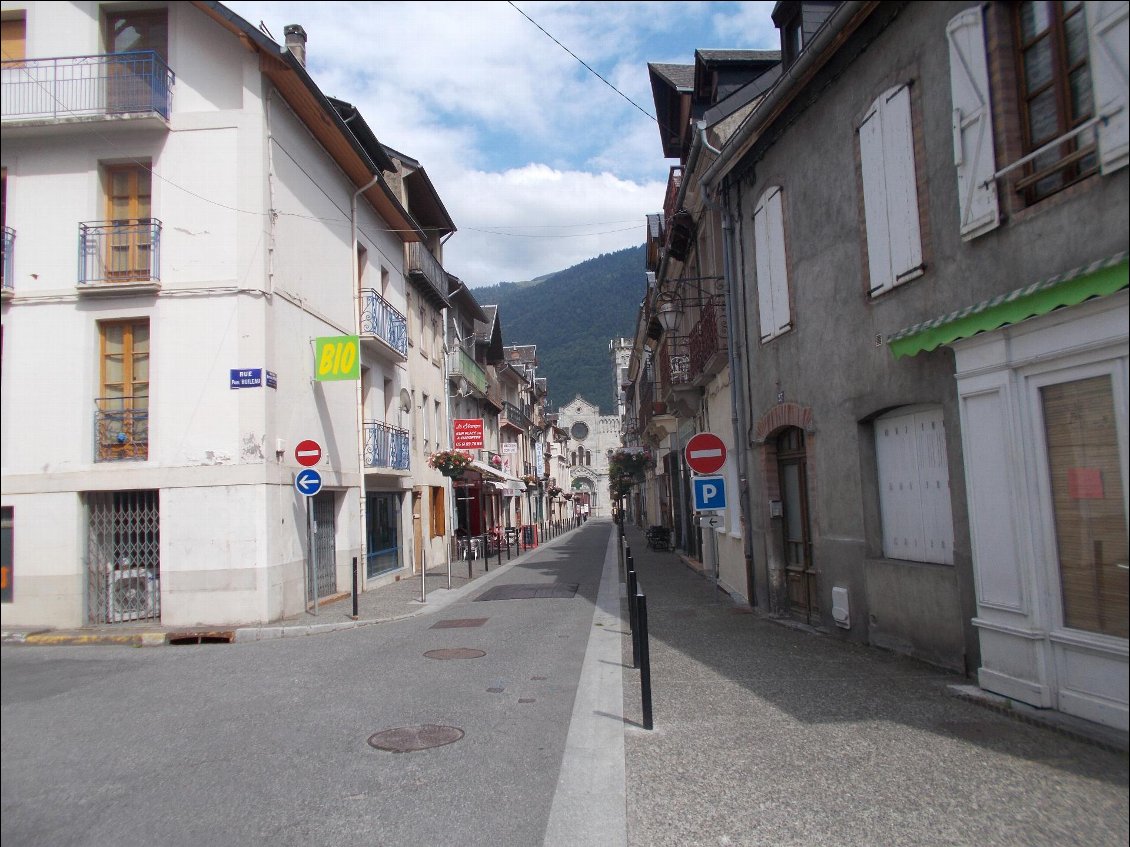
[556,395,621,517]
[0,2,438,627]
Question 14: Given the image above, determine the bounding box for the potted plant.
[522,474,539,490]
[489,454,503,469]
[428,449,473,478]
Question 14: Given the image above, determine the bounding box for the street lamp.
[656,294,681,334]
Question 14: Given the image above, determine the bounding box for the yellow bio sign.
[315,335,360,381]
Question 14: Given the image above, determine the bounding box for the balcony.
[406,242,449,306]
[95,397,148,462]
[364,421,410,471]
[359,288,407,360]
[501,401,533,433]
[2,51,174,132]
[78,219,161,294]
[448,346,488,397]
[662,166,683,224]
[688,299,728,385]
[1,226,13,300]
[485,369,504,411]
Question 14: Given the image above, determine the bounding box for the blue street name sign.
[230,368,263,389]
[295,468,323,497]
[692,475,727,511]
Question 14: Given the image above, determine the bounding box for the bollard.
[627,567,639,669]
[638,591,653,730]
[497,534,502,570]
[351,556,359,620]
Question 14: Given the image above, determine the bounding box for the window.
[421,392,430,445]
[1040,375,1128,638]
[874,406,954,564]
[98,319,149,461]
[1,14,25,64]
[103,9,168,116]
[103,163,153,281]
[356,243,368,290]
[434,399,441,450]
[859,85,924,295]
[753,186,791,342]
[104,9,167,60]
[430,486,445,538]
[419,305,428,357]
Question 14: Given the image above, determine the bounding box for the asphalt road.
[1,523,618,847]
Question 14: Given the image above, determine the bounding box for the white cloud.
[223,1,779,285]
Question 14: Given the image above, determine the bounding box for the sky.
[223,1,780,287]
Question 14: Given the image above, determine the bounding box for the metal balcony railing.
[79,219,161,284]
[1,226,13,293]
[448,346,488,395]
[688,299,728,382]
[659,335,691,392]
[502,401,533,432]
[406,242,447,303]
[364,421,410,470]
[95,397,148,461]
[2,51,174,122]
[360,288,407,356]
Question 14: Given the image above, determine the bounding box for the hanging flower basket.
[489,454,504,469]
[522,474,540,490]
[547,486,563,499]
[429,449,473,478]
[608,448,654,483]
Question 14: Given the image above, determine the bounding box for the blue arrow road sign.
[295,468,323,497]
[692,475,726,511]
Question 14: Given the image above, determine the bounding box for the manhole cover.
[424,648,486,660]
[476,583,579,601]
[431,618,488,629]
[368,725,464,753]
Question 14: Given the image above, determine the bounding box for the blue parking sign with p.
[692,475,727,511]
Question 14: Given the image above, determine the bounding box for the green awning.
[887,252,1128,359]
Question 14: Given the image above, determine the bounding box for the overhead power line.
[507,1,657,123]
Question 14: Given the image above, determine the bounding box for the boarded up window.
[875,407,955,564]
[1041,375,1128,638]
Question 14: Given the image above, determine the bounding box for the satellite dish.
[400,388,412,412]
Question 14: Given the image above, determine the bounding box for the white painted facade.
[0,1,421,627]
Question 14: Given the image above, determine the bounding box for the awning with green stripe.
[887,252,1128,359]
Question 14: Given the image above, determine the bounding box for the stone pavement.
[614,522,1128,847]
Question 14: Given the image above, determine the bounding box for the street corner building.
[0,2,467,628]
[622,1,1129,732]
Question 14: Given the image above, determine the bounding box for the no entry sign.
[684,432,727,475]
[295,439,322,467]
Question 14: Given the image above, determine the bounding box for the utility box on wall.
[832,586,851,629]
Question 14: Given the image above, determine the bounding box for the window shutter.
[859,104,893,293]
[1087,0,1130,174]
[754,187,789,341]
[915,408,954,565]
[946,8,1000,238]
[860,87,923,294]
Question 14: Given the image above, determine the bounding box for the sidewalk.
[615,523,1129,847]
[1,524,581,647]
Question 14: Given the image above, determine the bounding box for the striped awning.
[887,252,1128,359]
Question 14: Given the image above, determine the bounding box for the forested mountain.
[473,245,646,415]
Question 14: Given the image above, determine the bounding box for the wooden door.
[778,427,817,623]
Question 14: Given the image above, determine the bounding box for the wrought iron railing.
[502,401,533,432]
[79,219,161,284]
[406,242,447,303]
[448,346,488,395]
[359,288,407,356]
[364,421,410,470]
[688,299,728,381]
[2,51,174,122]
[1,226,13,293]
[95,397,148,461]
[659,334,691,391]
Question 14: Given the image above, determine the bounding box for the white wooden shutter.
[1087,0,1130,174]
[859,104,893,294]
[860,86,923,295]
[875,407,954,564]
[946,8,1000,239]
[754,187,790,341]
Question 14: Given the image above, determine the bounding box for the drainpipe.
[697,121,756,607]
[352,173,379,595]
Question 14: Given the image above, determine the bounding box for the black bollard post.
[497,534,502,570]
[627,567,639,669]
[351,556,359,620]
[638,592,652,730]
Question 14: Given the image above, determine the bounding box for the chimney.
[284,24,307,66]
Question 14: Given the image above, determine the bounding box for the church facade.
[555,396,621,517]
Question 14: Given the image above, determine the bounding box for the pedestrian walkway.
[0,523,583,646]
[614,523,1129,847]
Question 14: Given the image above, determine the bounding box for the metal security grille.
[86,490,160,624]
[311,492,336,601]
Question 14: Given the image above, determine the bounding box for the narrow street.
[2,520,1128,847]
